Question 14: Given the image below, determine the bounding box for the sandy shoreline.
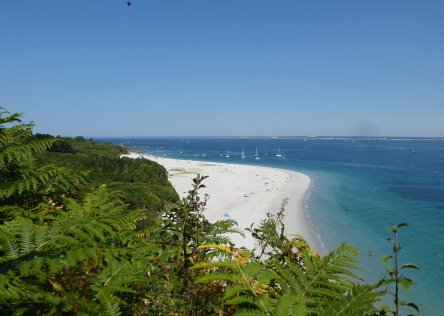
[123,153,319,253]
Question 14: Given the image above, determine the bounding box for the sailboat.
[264,147,267,156]
[241,147,246,159]
[255,146,260,160]
[283,150,286,160]
[225,149,230,158]
[276,147,282,157]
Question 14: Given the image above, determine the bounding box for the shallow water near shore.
[100,137,444,314]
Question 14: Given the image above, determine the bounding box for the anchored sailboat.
[255,146,260,160]
[241,147,246,159]
[276,147,282,157]
[225,149,230,158]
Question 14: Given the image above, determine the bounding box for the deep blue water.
[100,137,444,315]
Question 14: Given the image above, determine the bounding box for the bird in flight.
[126,1,132,6]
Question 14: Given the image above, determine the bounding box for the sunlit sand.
[124,153,318,252]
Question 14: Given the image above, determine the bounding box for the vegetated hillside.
[36,134,179,211]
[0,109,418,315]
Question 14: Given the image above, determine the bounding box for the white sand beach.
[123,153,318,252]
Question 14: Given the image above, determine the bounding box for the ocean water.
[100,137,444,315]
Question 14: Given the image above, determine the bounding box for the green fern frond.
[223,284,250,300]
[318,284,382,316]
[19,219,35,255]
[224,295,258,306]
[274,293,305,316]
[207,219,244,241]
[198,243,235,254]
[66,226,96,244]
[0,108,22,125]
[0,205,31,221]
[234,309,268,316]
[245,263,276,285]
[0,274,24,301]
[19,256,46,279]
[270,259,303,293]
[193,261,238,271]
[6,165,86,197]
[80,222,108,243]
[0,218,38,258]
[0,138,57,167]
[97,289,122,316]
[0,231,20,259]
[304,243,359,289]
[33,225,46,247]
[196,272,239,284]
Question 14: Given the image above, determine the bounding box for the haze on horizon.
[1,1,443,137]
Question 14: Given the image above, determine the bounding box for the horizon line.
[89,135,444,140]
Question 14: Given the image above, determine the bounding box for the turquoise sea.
[101,137,444,315]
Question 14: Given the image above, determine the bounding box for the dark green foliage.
[0,187,153,315]
[0,108,419,315]
[0,109,179,315]
[49,139,75,153]
[37,138,179,212]
[0,109,87,213]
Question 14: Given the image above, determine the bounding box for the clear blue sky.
[1,1,443,137]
